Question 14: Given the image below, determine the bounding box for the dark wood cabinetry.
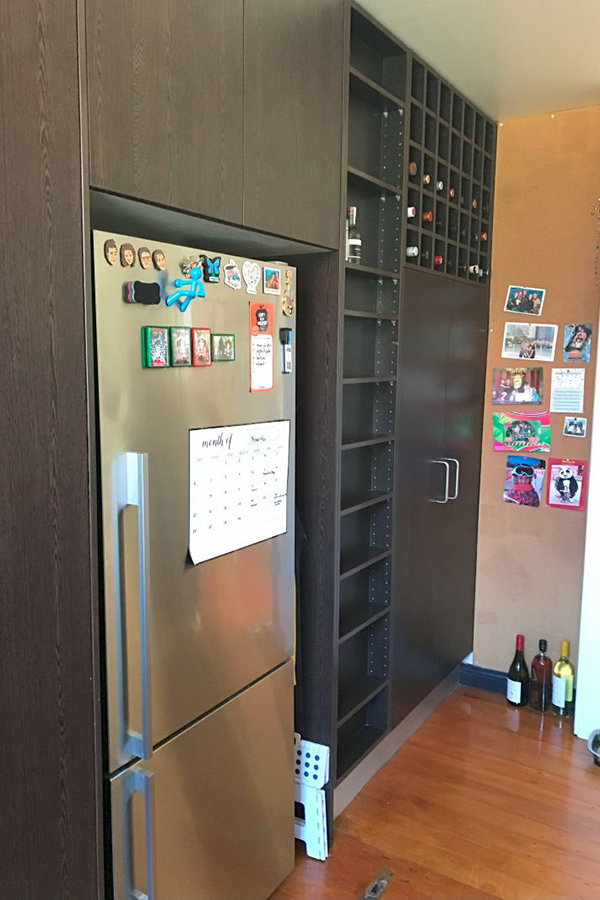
[87,0,344,247]
[87,0,244,223]
[243,0,344,247]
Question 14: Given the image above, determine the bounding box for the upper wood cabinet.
[87,0,244,224]
[243,0,344,248]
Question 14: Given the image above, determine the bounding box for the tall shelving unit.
[295,0,497,821]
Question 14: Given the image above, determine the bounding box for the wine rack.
[295,0,496,821]
[405,58,495,283]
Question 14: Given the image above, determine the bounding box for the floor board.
[275,687,600,900]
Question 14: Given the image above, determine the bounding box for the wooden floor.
[273,687,600,900]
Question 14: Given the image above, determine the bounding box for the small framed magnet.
[142,326,170,368]
[212,333,236,362]
[170,326,192,367]
[191,327,212,367]
[264,266,281,295]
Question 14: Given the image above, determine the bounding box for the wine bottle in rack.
[409,161,418,177]
[406,245,419,258]
[436,180,444,193]
[460,195,466,206]
[479,267,490,277]
[460,227,468,240]
[422,211,433,223]
[507,634,529,707]
[480,231,488,242]
[471,197,478,210]
[421,249,430,261]
[346,206,362,265]
[448,187,456,199]
[448,223,458,238]
[552,640,575,717]
[469,264,480,274]
[423,173,431,186]
[434,255,444,267]
[407,206,417,219]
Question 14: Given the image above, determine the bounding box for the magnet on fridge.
[142,326,170,368]
[279,327,293,374]
[170,326,192,367]
[264,266,281,295]
[120,243,136,268]
[138,247,153,269]
[125,281,161,305]
[152,248,167,271]
[282,288,295,317]
[242,260,261,294]
[191,327,212,367]
[202,256,221,283]
[104,238,118,266]
[223,258,242,291]
[212,333,236,362]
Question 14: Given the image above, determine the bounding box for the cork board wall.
[474,105,600,672]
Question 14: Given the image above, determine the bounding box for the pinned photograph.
[547,458,588,511]
[191,327,212,367]
[504,285,546,317]
[563,323,593,362]
[170,326,192,367]
[501,322,558,362]
[138,246,152,269]
[492,367,543,405]
[242,260,261,294]
[212,333,236,361]
[120,243,136,267]
[152,248,167,271]
[563,416,587,438]
[223,259,242,291]
[493,410,551,452]
[264,267,281,295]
[104,238,118,266]
[503,455,546,507]
[142,326,170,368]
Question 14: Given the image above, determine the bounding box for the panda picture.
[547,459,587,510]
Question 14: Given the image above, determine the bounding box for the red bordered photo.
[546,458,588,511]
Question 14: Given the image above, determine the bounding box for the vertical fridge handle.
[116,452,152,761]
[123,768,155,900]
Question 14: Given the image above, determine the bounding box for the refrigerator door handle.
[122,768,155,900]
[116,452,153,761]
[430,459,450,503]
[441,457,460,500]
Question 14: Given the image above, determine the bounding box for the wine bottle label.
[507,678,522,703]
[565,674,574,702]
[553,674,567,707]
[348,239,362,246]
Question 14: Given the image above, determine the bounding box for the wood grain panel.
[87,0,244,223]
[243,0,344,248]
[0,0,97,896]
[474,107,600,672]
[274,688,600,900]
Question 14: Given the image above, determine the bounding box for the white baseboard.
[333,667,459,819]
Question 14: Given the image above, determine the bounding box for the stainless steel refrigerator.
[92,231,296,900]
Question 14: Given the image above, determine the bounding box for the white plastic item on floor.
[293,732,330,860]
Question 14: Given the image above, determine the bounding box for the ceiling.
[360,0,600,120]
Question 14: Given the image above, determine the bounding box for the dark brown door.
[437,281,488,672]
[243,0,344,248]
[391,268,451,726]
[87,0,244,223]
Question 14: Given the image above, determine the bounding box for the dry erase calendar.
[188,420,290,565]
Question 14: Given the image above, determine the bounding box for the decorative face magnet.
[120,243,136,267]
[153,249,167,271]
[104,239,118,266]
[242,260,261,295]
[138,247,152,269]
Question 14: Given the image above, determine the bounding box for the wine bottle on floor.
[530,639,553,712]
[552,640,575,717]
[346,206,362,265]
[507,634,529,707]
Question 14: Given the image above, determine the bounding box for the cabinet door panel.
[243,0,344,247]
[438,281,488,671]
[87,0,243,222]
[392,268,450,727]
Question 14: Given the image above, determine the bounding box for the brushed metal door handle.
[441,457,460,500]
[430,459,450,503]
[123,768,155,900]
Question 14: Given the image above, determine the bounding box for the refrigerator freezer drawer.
[111,660,294,900]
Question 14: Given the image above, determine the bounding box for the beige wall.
[474,105,600,672]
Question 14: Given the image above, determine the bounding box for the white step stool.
[293,732,330,861]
